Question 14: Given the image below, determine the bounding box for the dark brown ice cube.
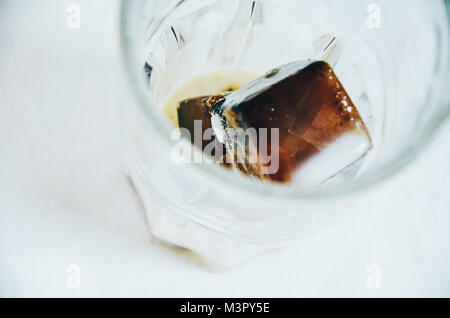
[210,60,372,185]
[177,94,229,164]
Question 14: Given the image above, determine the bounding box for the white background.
[0,0,449,297]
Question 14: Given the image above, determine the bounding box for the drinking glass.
[119,0,450,267]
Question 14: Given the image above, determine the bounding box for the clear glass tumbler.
[119,0,450,267]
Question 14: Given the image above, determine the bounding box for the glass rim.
[118,0,450,201]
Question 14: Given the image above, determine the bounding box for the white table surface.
[0,0,449,298]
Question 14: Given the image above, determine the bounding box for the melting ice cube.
[177,94,229,164]
[209,60,372,187]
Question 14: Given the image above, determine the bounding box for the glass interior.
[121,0,450,199]
[118,0,450,265]
[123,0,449,199]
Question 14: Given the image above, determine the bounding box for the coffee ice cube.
[177,94,229,164]
[210,60,372,186]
